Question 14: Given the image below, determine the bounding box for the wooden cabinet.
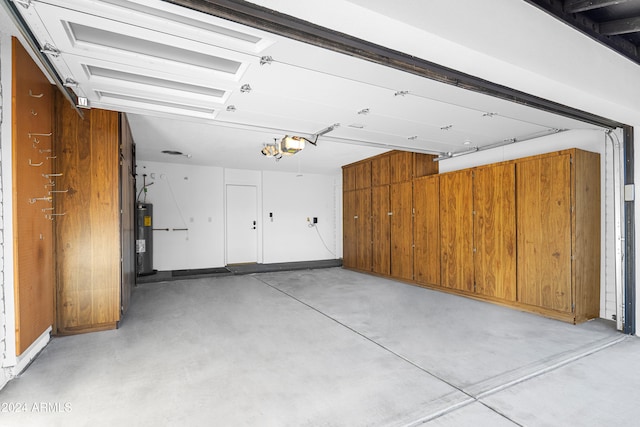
[390,181,413,280]
[413,175,440,286]
[343,148,600,324]
[439,169,474,292]
[516,149,600,322]
[473,163,516,301]
[12,38,55,355]
[54,92,135,334]
[344,151,438,280]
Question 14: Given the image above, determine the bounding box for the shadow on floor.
[136,259,343,284]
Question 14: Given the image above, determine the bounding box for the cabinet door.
[517,154,572,312]
[372,185,391,275]
[391,181,414,280]
[372,154,390,187]
[355,161,372,190]
[343,166,356,192]
[390,151,413,183]
[413,176,440,286]
[343,190,357,268]
[440,170,474,292]
[474,164,516,301]
[355,188,372,271]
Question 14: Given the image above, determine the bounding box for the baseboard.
[7,326,51,379]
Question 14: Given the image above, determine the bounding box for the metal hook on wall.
[45,213,67,221]
[31,109,38,116]
[28,196,52,204]
[28,159,44,167]
[28,89,44,98]
[28,132,52,139]
[48,189,69,195]
[42,173,63,178]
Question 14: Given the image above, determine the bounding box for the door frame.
[225,183,260,265]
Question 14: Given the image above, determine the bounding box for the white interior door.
[226,185,258,264]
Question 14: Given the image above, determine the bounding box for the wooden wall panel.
[12,38,54,354]
[473,164,516,301]
[391,181,414,280]
[371,185,391,275]
[54,92,121,333]
[517,153,572,313]
[414,176,440,286]
[440,170,474,292]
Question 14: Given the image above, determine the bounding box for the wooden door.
[414,176,440,286]
[343,190,357,268]
[355,188,372,271]
[517,153,572,312]
[12,38,54,353]
[371,185,391,275]
[390,181,413,280]
[474,164,516,301]
[440,170,474,292]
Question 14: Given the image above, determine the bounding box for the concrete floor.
[1,267,638,426]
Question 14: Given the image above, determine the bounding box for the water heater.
[136,203,154,275]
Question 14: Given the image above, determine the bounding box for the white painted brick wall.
[0,38,6,379]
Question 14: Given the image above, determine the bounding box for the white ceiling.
[13,0,604,174]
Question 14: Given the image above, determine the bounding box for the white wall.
[136,161,225,271]
[137,161,341,271]
[262,171,340,263]
[0,24,9,390]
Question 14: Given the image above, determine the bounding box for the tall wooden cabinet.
[516,149,600,322]
[12,38,55,355]
[343,148,600,324]
[343,151,438,278]
[54,92,135,334]
[343,159,372,272]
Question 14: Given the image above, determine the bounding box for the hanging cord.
[136,174,154,203]
[161,174,189,232]
[308,222,337,257]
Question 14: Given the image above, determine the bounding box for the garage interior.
[1,0,640,425]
